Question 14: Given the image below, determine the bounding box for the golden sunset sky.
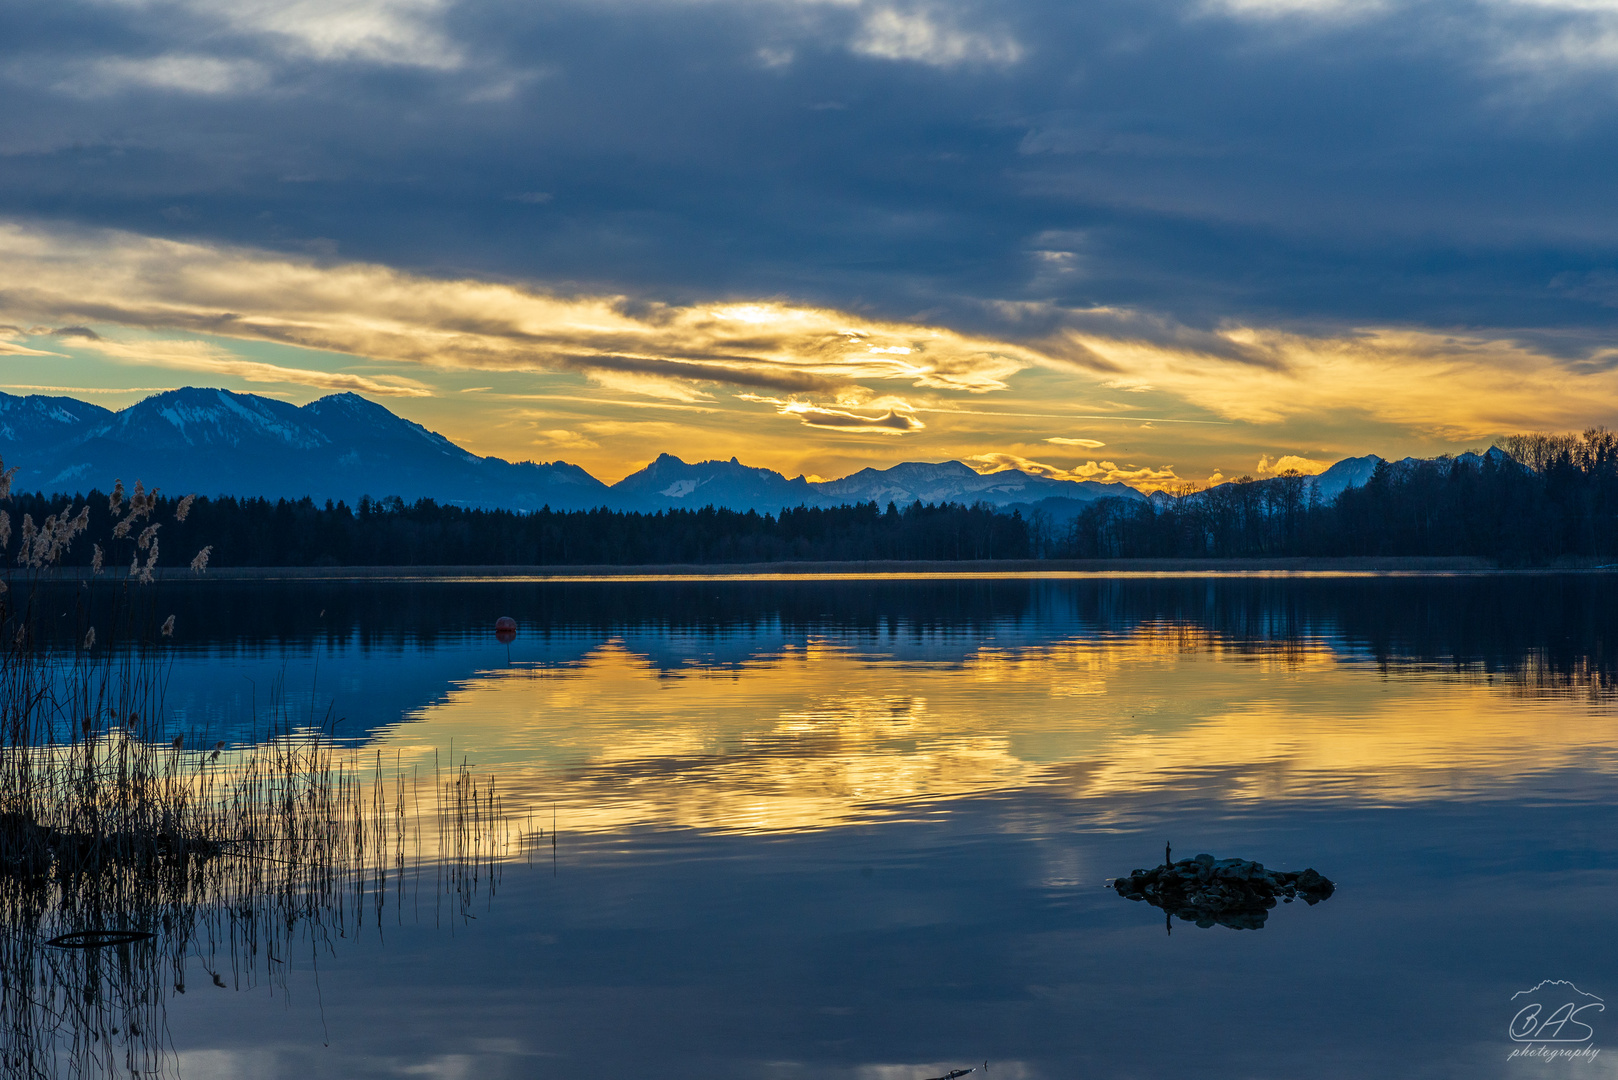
[5,0,1618,489]
[4,224,1614,489]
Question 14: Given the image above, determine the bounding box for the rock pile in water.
[1112,853,1335,930]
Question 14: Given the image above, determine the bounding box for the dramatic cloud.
[8,0,1618,334]
[4,0,1618,488]
[4,220,1618,480]
[0,222,1036,411]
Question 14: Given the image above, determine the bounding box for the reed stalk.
[0,462,519,1078]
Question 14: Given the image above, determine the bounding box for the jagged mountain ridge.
[815,460,1145,507]
[0,394,113,454]
[0,386,1482,515]
[0,387,1158,512]
[0,387,608,510]
[610,453,818,512]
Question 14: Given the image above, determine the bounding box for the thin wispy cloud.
[114,0,465,69]
[0,384,179,395]
[781,402,925,432]
[64,334,433,397]
[0,341,66,359]
[68,56,272,97]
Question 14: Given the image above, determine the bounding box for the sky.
[3,0,1618,488]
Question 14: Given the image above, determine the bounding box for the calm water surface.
[61,577,1618,1076]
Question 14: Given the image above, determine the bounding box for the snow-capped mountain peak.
[0,386,1506,519]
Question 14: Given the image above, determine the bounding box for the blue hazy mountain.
[606,456,1151,513]
[0,394,114,461]
[2,387,608,510]
[607,453,818,513]
[1310,455,1383,501]
[0,386,1463,514]
[813,460,1146,509]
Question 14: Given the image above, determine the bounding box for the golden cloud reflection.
[377,630,1618,837]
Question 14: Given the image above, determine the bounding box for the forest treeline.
[2,429,1614,566]
[1054,430,1618,563]
[1,494,1031,567]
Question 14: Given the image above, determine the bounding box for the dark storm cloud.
[3,0,1618,342]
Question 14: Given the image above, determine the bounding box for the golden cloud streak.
[1055,325,1618,436]
[6,222,1618,452]
[0,223,1035,405]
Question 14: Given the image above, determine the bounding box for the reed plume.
[0,455,517,1079]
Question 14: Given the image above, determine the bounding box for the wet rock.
[1111,855,1335,930]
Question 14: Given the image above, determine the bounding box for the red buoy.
[494,616,517,644]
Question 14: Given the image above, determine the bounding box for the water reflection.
[20,573,1618,677]
[352,624,1612,836]
[5,574,1616,1077]
[15,574,1608,833]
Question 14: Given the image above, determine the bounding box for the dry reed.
[0,461,521,1078]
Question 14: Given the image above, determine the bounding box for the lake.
[15,573,1618,1077]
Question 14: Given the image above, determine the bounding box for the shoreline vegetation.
[0,465,519,1077]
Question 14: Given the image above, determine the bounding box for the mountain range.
[0,386,1469,516]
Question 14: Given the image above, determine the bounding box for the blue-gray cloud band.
[3,0,1618,351]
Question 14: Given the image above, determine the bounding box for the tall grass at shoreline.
[0,462,525,1078]
[0,731,517,1079]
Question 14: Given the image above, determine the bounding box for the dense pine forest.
[1054,430,1618,564]
[4,494,1032,567]
[4,429,1614,566]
